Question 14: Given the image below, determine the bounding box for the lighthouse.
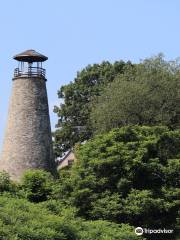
[0,50,56,181]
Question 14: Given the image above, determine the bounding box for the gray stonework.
[0,76,56,181]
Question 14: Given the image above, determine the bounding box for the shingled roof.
[13,49,48,62]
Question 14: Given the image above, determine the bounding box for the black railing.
[14,67,46,78]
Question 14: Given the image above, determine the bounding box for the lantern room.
[13,49,48,79]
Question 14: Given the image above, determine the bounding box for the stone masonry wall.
[0,77,56,181]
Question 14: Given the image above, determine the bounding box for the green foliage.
[54,60,132,157]
[165,159,180,187]
[0,126,179,239]
[1,54,180,239]
[0,195,138,240]
[0,196,77,240]
[78,221,143,240]
[90,192,122,221]
[0,171,17,193]
[0,219,14,240]
[21,170,53,202]
[90,55,180,134]
[56,126,180,239]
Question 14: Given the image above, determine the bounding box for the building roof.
[59,150,74,163]
[13,49,48,62]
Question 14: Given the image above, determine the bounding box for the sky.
[0,0,180,150]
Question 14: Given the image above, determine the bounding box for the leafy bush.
[0,171,17,193]
[0,196,77,240]
[78,221,143,240]
[0,126,179,239]
[56,126,179,239]
[0,196,139,240]
[21,170,54,202]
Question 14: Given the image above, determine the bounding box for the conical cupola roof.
[13,49,48,62]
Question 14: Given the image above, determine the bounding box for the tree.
[90,55,180,134]
[55,126,180,239]
[53,60,132,157]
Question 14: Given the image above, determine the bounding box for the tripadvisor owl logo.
[135,227,174,236]
[135,227,143,236]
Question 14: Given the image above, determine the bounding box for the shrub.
[57,126,179,239]
[0,171,16,193]
[21,170,54,202]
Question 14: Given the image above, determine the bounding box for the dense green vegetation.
[0,171,142,240]
[0,55,179,239]
[54,55,180,157]
[90,55,180,134]
[53,60,133,157]
[0,195,142,240]
[56,126,180,239]
[0,126,179,239]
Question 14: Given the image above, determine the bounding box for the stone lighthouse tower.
[0,50,56,181]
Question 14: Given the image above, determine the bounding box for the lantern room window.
[13,49,48,79]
